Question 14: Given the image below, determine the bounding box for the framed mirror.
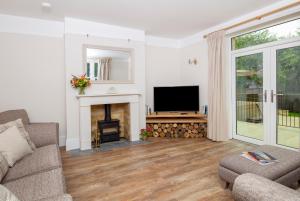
[83,45,133,83]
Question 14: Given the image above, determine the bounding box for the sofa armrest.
[25,123,59,147]
[233,173,300,201]
[36,194,73,201]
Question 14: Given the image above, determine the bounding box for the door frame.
[231,48,270,145]
[231,37,300,150]
[269,41,300,150]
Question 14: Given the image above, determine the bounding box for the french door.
[232,41,300,149]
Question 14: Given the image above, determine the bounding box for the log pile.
[147,122,207,138]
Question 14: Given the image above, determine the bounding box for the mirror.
[84,46,133,83]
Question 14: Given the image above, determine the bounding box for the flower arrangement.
[140,126,153,141]
[70,74,91,95]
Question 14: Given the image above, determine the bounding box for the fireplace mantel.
[76,92,141,98]
[77,92,141,150]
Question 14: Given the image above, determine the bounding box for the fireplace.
[97,104,120,144]
[75,93,140,151]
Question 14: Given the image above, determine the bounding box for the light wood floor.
[61,138,255,201]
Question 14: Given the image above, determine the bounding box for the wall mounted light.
[41,2,52,12]
[188,58,198,65]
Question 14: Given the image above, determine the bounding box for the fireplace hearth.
[97,104,120,144]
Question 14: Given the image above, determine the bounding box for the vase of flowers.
[140,126,153,141]
[78,87,85,95]
[70,74,91,95]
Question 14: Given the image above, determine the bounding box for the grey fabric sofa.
[219,145,300,189]
[0,109,72,201]
[233,173,300,201]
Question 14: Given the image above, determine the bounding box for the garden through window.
[232,18,300,50]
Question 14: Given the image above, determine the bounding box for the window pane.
[236,53,264,140]
[276,46,300,148]
[232,18,300,50]
[87,63,90,78]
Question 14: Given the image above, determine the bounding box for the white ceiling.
[0,0,283,38]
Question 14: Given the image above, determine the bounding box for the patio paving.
[237,119,300,149]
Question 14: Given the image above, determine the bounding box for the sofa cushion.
[0,126,33,167]
[0,109,29,125]
[0,153,9,182]
[3,145,62,183]
[4,168,66,201]
[220,145,300,180]
[25,123,59,148]
[233,173,300,201]
[0,184,20,201]
[0,119,36,151]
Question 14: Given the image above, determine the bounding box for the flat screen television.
[154,86,199,112]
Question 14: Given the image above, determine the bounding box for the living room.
[0,0,299,200]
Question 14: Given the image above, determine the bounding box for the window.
[232,18,300,50]
[231,18,300,149]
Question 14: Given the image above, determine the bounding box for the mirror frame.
[83,44,134,84]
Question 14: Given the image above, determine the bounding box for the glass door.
[270,42,300,149]
[233,49,269,144]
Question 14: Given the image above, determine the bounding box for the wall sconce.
[188,58,198,65]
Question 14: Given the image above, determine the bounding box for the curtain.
[99,57,112,80]
[94,62,98,80]
[207,30,229,141]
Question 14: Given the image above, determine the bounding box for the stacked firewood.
[147,123,207,138]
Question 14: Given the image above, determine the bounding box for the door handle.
[264,90,267,102]
[271,90,274,103]
[271,90,284,103]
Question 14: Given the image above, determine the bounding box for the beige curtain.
[99,58,112,80]
[207,30,229,141]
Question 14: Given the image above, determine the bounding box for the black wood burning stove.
[97,104,120,143]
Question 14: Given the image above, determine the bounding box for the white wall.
[180,39,208,107]
[0,32,66,146]
[145,45,181,110]
[145,39,209,110]
[145,37,209,110]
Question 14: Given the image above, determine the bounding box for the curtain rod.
[203,1,300,38]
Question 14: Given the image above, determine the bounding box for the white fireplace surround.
[77,93,141,150]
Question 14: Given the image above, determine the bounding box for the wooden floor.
[61,138,255,201]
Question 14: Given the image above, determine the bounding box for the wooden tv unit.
[146,112,207,138]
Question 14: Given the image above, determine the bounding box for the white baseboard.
[66,138,80,151]
[130,134,140,142]
[80,140,92,151]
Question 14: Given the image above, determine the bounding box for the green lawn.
[289,112,300,117]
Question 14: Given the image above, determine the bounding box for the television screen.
[154,86,199,112]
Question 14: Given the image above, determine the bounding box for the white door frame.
[269,41,300,150]
[231,48,270,145]
[231,38,300,150]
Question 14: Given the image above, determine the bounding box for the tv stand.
[147,112,205,119]
[146,112,207,138]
